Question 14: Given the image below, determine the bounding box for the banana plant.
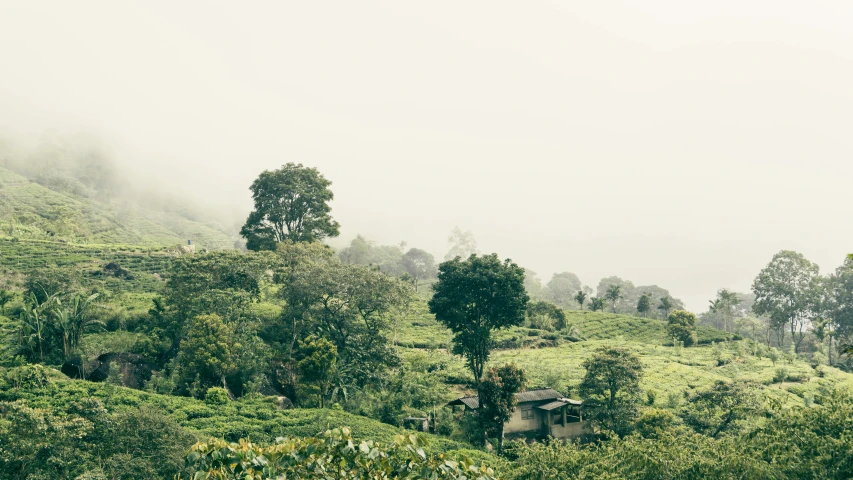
[52,293,101,360]
[17,292,60,363]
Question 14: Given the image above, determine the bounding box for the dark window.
[521,408,534,420]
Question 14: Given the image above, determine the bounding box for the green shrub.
[204,386,230,405]
[180,428,497,479]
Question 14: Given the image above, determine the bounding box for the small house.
[447,388,587,440]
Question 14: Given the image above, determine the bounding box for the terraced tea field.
[0,238,174,292]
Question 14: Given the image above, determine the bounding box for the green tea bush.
[204,386,230,405]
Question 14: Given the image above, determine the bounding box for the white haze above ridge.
[2,1,853,311]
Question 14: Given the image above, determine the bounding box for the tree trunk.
[828,335,833,366]
[791,318,802,354]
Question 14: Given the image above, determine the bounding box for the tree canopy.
[478,363,526,454]
[428,254,528,384]
[578,346,643,437]
[241,163,340,250]
[752,250,820,352]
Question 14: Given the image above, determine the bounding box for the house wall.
[504,401,545,434]
[549,421,588,439]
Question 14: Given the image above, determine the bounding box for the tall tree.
[546,272,583,308]
[401,248,437,292]
[578,346,643,437]
[523,269,546,301]
[241,163,340,251]
[605,284,623,313]
[428,254,528,384]
[285,261,412,385]
[575,290,588,311]
[667,310,698,347]
[444,226,478,260]
[596,277,636,314]
[295,335,337,408]
[338,235,406,276]
[176,314,237,396]
[636,293,651,317]
[709,289,741,332]
[657,296,673,318]
[478,364,526,454]
[752,250,819,353]
[831,256,853,363]
[682,381,760,438]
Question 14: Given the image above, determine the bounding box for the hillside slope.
[0,167,234,249]
[0,369,484,458]
[394,302,853,408]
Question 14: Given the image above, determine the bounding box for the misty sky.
[2,1,853,311]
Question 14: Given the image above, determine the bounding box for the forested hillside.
[1,162,852,479]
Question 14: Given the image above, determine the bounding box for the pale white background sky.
[2,1,852,311]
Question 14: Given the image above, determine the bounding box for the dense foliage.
[429,254,528,384]
[241,163,340,250]
[180,428,497,480]
[2,157,853,479]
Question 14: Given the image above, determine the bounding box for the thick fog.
[2,1,853,311]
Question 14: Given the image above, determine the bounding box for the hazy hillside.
[0,166,234,250]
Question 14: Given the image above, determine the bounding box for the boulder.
[60,357,85,379]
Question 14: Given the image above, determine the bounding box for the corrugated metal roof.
[447,396,479,409]
[447,388,581,409]
[536,400,568,411]
[515,388,563,403]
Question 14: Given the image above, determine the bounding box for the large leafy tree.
[636,293,651,317]
[267,240,337,358]
[657,296,673,318]
[338,235,406,276]
[708,289,741,332]
[241,163,340,251]
[429,254,528,384]
[667,310,698,347]
[444,226,478,260]
[596,277,634,313]
[682,380,760,438]
[831,256,853,361]
[478,363,526,454]
[175,314,237,396]
[154,251,273,350]
[578,346,643,437]
[284,261,412,386]
[401,248,437,292]
[295,335,337,408]
[752,250,820,352]
[546,272,583,308]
